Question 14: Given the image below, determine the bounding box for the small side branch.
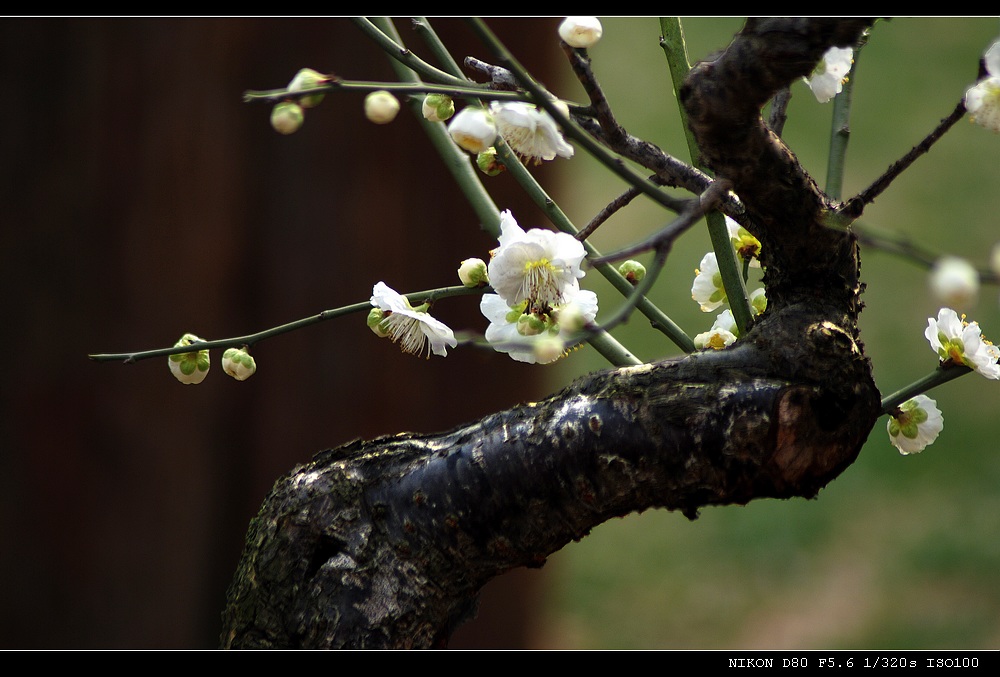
[839,100,967,221]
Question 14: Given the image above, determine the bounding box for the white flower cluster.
[167,333,257,384]
[476,211,596,364]
[690,216,766,348]
[446,102,574,165]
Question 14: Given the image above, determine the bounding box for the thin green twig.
[659,17,753,336]
[376,17,641,366]
[351,17,472,88]
[89,285,482,364]
[880,364,973,414]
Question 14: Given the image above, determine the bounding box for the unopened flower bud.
[990,242,1000,277]
[364,90,401,124]
[533,335,566,364]
[458,258,489,287]
[618,260,646,285]
[422,93,455,123]
[930,256,979,309]
[448,107,496,154]
[476,148,504,176]
[271,101,304,135]
[168,333,210,385]
[287,68,330,108]
[516,312,545,336]
[222,347,257,381]
[367,308,390,337]
[556,303,587,334]
[558,17,603,49]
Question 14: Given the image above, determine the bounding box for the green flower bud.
[533,334,566,364]
[516,312,545,336]
[422,93,455,122]
[287,68,330,109]
[271,101,304,135]
[222,347,257,381]
[168,333,210,384]
[476,148,505,176]
[618,260,646,285]
[458,258,489,287]
[365,90,400,124]
[367,308,390,337]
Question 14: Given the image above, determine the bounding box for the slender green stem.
[657,18,700,161]
[465,19,697,219]
[412,17,465,76]
[880,364,972,414]
[659,17,752,336]
[371,17,500,233]
[243,80,528,105]
[351,17,472,87]
[374,18,640,367]
[825,46,861,200]
[89,285,483,364]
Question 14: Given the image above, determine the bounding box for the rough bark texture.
[222,18,880,649]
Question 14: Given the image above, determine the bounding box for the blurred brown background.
[0,17,566,648]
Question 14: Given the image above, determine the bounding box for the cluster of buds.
[270,68,332,135]
[167,333,256,384]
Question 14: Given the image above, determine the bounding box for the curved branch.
[222,18,882,649]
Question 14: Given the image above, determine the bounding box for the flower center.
[521,259,563,306]
[384,313,429,358]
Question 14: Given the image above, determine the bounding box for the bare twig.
[576,175,684,242]
[839,100,967,220]
[591,179,734,266]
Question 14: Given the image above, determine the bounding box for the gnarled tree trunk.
[222,18,879,649]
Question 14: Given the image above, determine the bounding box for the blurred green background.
[537,17,1000,649]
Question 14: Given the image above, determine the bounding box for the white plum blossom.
[558,17,603,49]
[481,289,598,364]
[694,309,738,351]
[369,282,457,358]
[804,46,853,103]
[168,333,210,385]
[925,307,1000,380]
[448,106,497,154]
[929,256,979,309]
[487,210,586,309]
[691,252,726,312]
[965,39,1000,133]
[887,395,944,455]
[489,101,574,162]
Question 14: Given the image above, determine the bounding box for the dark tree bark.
[222,18,879,649]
